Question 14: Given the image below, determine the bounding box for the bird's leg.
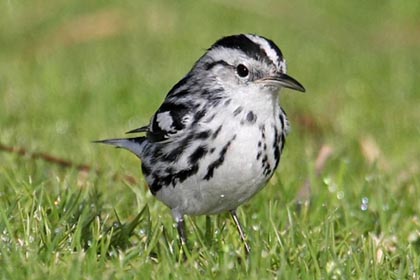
[176,218,187,247]
[176,218,188,261]
[230,209,251,255]
[173,210,188,260]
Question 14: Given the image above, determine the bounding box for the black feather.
[126,125,149,134]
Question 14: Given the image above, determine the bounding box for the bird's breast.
[153,103,287,215]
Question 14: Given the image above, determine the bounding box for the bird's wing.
[128,75,200,143]
[146,100,194,142]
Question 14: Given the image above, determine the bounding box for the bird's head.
[193,34,305,97]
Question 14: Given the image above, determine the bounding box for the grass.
[1,0,419,279]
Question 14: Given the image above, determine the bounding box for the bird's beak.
[257,73,305,92]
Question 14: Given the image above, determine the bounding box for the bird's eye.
[236,64,249,78]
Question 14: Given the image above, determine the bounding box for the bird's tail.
[93,137,147,157]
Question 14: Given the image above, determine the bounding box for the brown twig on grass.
[0,142,138,185]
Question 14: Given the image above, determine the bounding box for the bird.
[96,34,305,254]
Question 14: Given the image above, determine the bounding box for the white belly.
[156,116,282,216]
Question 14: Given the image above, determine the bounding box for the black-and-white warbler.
[96,34,305,254]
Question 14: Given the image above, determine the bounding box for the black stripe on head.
[203,60,230,70]
[210,34,282,66]
[211,34,265,62]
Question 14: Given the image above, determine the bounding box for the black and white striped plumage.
[97,34,305,253]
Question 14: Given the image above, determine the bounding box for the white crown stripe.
[245,34,282,69]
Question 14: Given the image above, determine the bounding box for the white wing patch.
[156,111,174,131]
[181,114,192,125]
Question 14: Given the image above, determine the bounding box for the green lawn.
[1,0,419,279]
